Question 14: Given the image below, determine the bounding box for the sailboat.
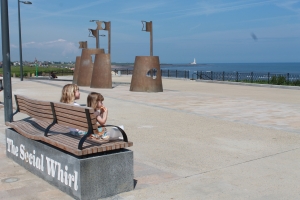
[190,58,196,65]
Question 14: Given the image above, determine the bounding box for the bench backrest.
[52,102,98,134]
[14,95,98,135]
[14,95,54,123]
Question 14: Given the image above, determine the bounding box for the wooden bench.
[6,95,133,156]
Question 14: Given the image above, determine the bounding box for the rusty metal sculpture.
[79,41,87,49]
[142,20,153,56]
[96,21,111,54]
[76,48,104,86]
[72,56,81,84]
[90,53,112,88]
[73,41,87,84]
[89,20,111,53]
[76,20,112,88]
[130,56,162,92]
[86,20,112,88]
[130,21,163,92]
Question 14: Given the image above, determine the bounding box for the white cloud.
[42,39,66,45]
[62,42,79,56]
[23,41,36,47]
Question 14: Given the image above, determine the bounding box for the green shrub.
[0,66,73,77]
[277,75,286,85]
[291,80,300,86]
[270,76,278,84]
[270,75,287,85]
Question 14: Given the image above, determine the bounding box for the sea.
[160,63,300,74]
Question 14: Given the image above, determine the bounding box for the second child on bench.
[87,92,109,139]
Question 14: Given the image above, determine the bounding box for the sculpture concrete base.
[5,128,134,200]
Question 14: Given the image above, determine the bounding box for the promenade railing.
[112,69,300,86]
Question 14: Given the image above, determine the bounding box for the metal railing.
[193,71,300,85]
[112,68,300,86]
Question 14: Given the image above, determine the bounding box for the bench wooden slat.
[15,95,54,122]
[19,108,53,122]
[17,105,52,116]
[46,133,130,155]
[17,99,52,111]
[6,119,71,139]
[16,95,52,106]
[45,135,124,156]
[56,116,89,129]
[53,102,94,113]
[54,107,89,118]
[18,104,53,117]
[56,117,99,134]
[43,136,83,156]
[56,112,96,126]
[6,120,46,140]
[55,119,99,134]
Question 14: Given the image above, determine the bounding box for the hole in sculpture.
[101,22,106,30]
[146,69,157,79]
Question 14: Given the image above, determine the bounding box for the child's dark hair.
[87,92,104,110]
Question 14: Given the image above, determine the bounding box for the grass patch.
[0,66,73,77]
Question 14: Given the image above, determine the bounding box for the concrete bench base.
[5,128,134,199]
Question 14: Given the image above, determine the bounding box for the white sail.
[191,58,196,65]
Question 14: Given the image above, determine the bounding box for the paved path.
[1,75,300,199]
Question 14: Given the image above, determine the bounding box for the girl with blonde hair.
[60,84,85,135]
[60,84,80,105]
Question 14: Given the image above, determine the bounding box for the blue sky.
[1,0,300,63]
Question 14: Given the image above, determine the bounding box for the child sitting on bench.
[87,92,109,139]
[60,83,80,104]
[60,84,85,135]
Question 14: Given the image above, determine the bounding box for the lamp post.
[18,0,32,81]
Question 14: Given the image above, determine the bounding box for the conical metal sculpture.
[77,48,104,87]
[130,21,163,92]
[89,20,112,88]
[72,41,87,84]
[91,53,112,88]
[75,21,112,88]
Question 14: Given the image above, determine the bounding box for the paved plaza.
[1,75,300,199]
